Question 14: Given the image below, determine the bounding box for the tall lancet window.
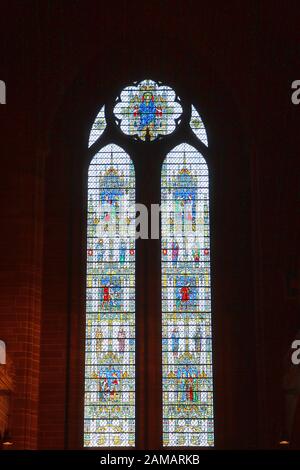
[84,144,136,447]
[161,144,214,447]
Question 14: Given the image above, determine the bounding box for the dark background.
[0,0,299,450]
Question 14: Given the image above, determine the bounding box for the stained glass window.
[161,143,214,447]
[113,79,182,141]
[84,144,136,447]
[88,106,106,147]
[190,105,208,146]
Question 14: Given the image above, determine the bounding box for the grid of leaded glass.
[113,79,182,141]
[84,144,135,447]
[190,105,208,146]
[161,143,214,447]
[88,106,106,147]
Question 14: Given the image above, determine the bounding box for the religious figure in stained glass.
[113,79,182,141]
[161,143,214,447]
[84,144,135,447]
[190,105,208,146]
[84,80,214,449]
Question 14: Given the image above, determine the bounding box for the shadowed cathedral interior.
[0,0,299,450]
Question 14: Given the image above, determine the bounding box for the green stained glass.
[161,143,214,447]
[84,144,136,447]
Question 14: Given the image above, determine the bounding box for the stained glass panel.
[113,79,182,141]
[88,106,106,147]
[84,144,135,447]
[190,105,208,146]
[161,143,214,447]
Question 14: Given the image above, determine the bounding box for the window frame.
[80,79,214,450]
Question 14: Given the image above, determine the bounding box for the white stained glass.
[113,79,182,141]
[161,143,214,447]
[88,106,106,147]
[190,105,208,146]
[84,144,135,447]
